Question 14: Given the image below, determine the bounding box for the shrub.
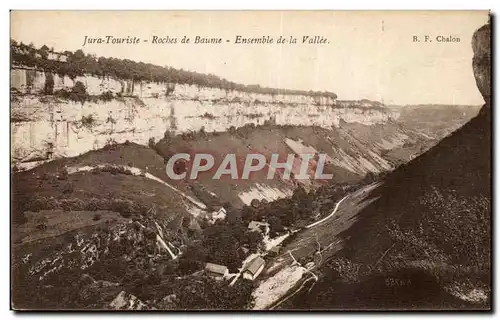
[99,91,114,102]
[132,96,146,107]
[93,214,102,221]
[91,165,133,176]
[103,138,118,150]
[81,115,95,129]
[250,199,260,208]
[13,212,27,225]
[85,198,104,211]
[268,215,285,233]
[57,168,69,180]
[200,112,216,120]
[54,88,71,100]
[36,223,48,231]
[246,113,263,119]
[329,257,363,283]
[109,199,146,218]
[148,137,156,149]
[163,130,174,141]
[39,173,50,180]
[59,198,85,211]
[106,115,116,124]
[62,182,74,194]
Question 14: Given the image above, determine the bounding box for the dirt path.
[254,182,383,309]
[305,194,349,229]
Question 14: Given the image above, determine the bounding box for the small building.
[211,206,227,221]
[205,262,229,280]
[242,256,265,281]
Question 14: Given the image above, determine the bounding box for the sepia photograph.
[9,10,491,311]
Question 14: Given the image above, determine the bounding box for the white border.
[2,1,498,319]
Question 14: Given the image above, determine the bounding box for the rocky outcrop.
[472,22,491,107]
[109,291,150,310]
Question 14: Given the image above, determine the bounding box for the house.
[211,206,226,221]
[242,256,265,281]
[205,262,229,280]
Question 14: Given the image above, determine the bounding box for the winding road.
[305,194,349,229]
[258,182,383,310]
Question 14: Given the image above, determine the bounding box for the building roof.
[244,256,265,275]
[248,221,260,230]
[212,205,225,211]
[205,263,228,275]
[248,221,268,230]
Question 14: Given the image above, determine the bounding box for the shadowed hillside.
[290,22,491,310]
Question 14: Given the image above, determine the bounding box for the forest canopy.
[10,39,337,99]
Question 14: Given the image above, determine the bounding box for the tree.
[71,81,87,104]
[178,243,209,275]
[72,49,85,62]
[177,276,254,310]
[244,230,264,252]
[268,215,285,233]
[241,205,257,223]
[39,45,49,59]
[250,199,260,209]
[292,185,307,201]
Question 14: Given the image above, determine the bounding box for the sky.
[11,11,489,105]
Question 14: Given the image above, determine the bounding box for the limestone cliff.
[11,68,397,165]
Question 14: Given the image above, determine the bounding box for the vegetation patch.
[90,165,133,176]
[200,112,217,120]
[81,114,96,129]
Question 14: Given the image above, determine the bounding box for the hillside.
[395,104,481,139]
[287,23,491,310]
[10,118,444,310]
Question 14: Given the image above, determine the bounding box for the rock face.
[472,22,491,107]
[11,68,398,165]
[11,67,338,105]
[109,291,150,310]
